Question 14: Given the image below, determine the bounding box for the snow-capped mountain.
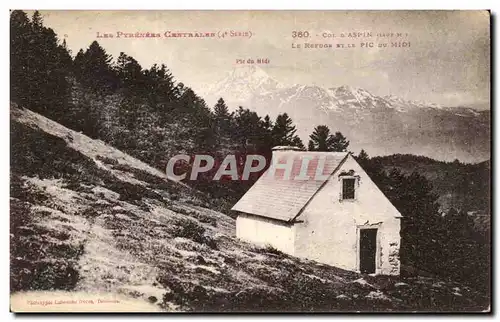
[203,67,490,163]
[201,65,282,106]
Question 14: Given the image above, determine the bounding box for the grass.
[10,196,84,292]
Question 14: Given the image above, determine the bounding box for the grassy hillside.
[10,105,489,312]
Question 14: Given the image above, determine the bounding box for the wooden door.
[360,228,377,274]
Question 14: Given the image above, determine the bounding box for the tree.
[58,39,72,68]
[307,125,350,152]
[331,131,350,152]
[74,40,117,93]
[178,89,217,152]
[175,82,186,97]
[308,140,315,151]
[213,98,232,137]
[31,10,43,31]
[10,10,32,106]
[115,52,143,91]
[291,136,305,150]
[308,125,335,151]
[10,10,71,119]
[214,98,229,117]
[262,115,272,131]
[358,149,368,159]
[256,114,275,154]
[232,106,262,146]
[143,63,178,104]
[356,149,369,164]
[272,113,302,147]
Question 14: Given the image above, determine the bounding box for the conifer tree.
[272,113,299,146]
[331,131,350,152]
[357,149,369,161]
[31,10,43,31]
[213,98,232,137]
[262,115,272,131]
[214,98,229,117]
[10,10,71,118]
[308,125,334,151]
[74,41,117,93]
[291,136,305,150]
[115,52,143,91]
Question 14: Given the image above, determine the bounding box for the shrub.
[96,155,119,166]
[173,219,205,243]
[264,245,285,256]
[172,219,218,250]
[171,206,217,227]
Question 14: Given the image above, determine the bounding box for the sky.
[33,10,490,109]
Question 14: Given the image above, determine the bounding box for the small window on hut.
[342,178,356,200]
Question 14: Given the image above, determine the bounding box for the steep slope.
[10,104,489,312]
[204,68,490,163]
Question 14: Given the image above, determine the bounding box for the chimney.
[272,146,304,152]
[271,145,304,157]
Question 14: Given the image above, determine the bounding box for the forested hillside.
[11,10,307,209]
[369,154,490,214]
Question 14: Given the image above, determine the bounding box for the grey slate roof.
[231,151,349,222]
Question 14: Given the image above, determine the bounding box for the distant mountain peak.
[228,64,269,79]
[334,84,358,93]
[203,65,281,106]
[203,68,481,118]
[325,85,385,110]
[383,94,445,110]
[199,71,488,162]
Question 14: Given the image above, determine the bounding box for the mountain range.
[201,65,490,163]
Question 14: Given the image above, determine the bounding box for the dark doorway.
[360,228,377,274]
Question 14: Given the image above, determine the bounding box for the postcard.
[10,10,490,312]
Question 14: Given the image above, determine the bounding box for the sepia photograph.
[9,9,491,313]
